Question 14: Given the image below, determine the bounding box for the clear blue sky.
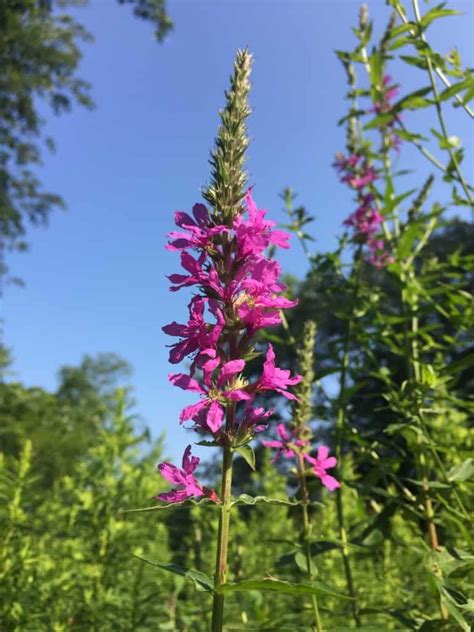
[3,0,473,460]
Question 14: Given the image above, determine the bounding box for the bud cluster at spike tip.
[155,188,302,503]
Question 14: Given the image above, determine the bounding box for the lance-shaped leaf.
[448,459,474,483]
[133,556,214,592]
[122,497,219,514]
[215,577,352,599]
[234,445,256,470]
[230,493,300,508]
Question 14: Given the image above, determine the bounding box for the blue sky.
[4,0,473,460]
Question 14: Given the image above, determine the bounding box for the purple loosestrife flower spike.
[335,151,394,267]
[163,188,301,441]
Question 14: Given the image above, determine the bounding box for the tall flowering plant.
[154,50,301,631]
[333,71,400,269]
[262,321,339,632]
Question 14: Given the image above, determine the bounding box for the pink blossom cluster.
[156,190,302,503]
[263,423,340,492]
[334,154,393,268]
[156,445,218,503]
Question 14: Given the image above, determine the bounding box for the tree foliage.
[0,0,172,282]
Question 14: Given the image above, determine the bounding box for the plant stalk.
[393,1,474,119]
[211,444,234,632]
[398,266,448,620]
[334,252,363,628]
[297,454,324,632]
[411,0,474,213]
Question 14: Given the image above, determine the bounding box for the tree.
[0,351,134,486]
[0,0,172,283]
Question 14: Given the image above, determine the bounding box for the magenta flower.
[343,194,383,241]
[156,445,211,503]
[256,344,302,400]
[237,259,297,332]
[166,203,228,252]
[343,166,378,190]
[372,74,400,115]
[169,360,250,434]
[371,74,403,152]
[304,446,340,491]
[263,423,307,462]
[233,189,290,258]
[366,238,395,269]
[167,251,208,292]
[333,152,361,173]
[163,297,225,365]
[239,403,274,433]
[334,147,394,268]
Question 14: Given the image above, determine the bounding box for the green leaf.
[400,55,428,70]
[393,128,428,143]
[133,556,214,592]
[361,606,418,628]
[448,459,474,482]
[418,621,458,631]
[294,551,310,573]
[364,113,395,130]
[458,85,474,106]
[389,36,413,51]
[405,478,452,489]
[444,353,474,376]
[234,445,256,471]
[397,221,424,259]
[389,23,416,39]
[231,494,299,508]
[368,50,383,87]
[439,79,473,102]
[431,127,462,150]
[196,440,220,447]
[122,497,219,514]
[385,188,417,216]
[420,6,459,29]
[215,577,351,599]
[331,627,396,632]
[394,87,433,112]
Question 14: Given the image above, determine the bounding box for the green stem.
[297,454,323,632]
[398,263,448,620]
[412,0,474,212]
[211,445,234,632]
[397,120,447,175]
[334,249,362,628]
[393,1,474,119]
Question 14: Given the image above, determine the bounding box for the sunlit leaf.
[215,577,351,599]
[231,494,299,508]
[133,556,214,592]
[234,445,256,471]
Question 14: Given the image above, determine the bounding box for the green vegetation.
[1,0,473,630]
